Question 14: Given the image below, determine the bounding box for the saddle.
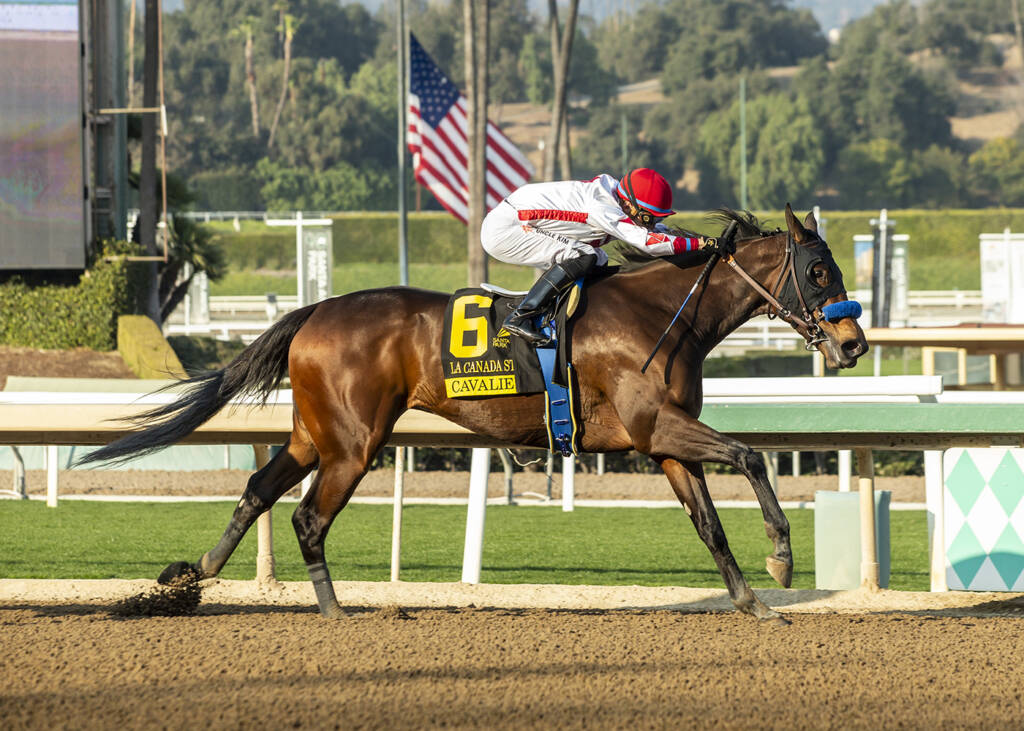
[441,282,584,455]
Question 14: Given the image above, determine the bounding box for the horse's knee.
[739,448,767,477]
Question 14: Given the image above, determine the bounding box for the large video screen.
[0,0,84,269]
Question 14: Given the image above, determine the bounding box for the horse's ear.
[803,210,818,234]
[784,203,809,244]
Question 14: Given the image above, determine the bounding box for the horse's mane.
[611,208,773,272]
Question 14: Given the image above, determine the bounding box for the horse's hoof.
[158,561,200,585]
[761,614,791,627]
[320,602,348,620]
[766,556,793,588]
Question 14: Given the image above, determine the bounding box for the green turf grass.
[0,502,930,591]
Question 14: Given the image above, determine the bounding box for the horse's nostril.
[842,339,865,358]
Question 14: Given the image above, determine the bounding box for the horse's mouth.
[825,336,868,368]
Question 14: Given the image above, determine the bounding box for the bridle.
[721,231,838,351]
[640,223,853,374]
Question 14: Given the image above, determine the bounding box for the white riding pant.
[480,201,608,269]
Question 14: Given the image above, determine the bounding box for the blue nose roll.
[822,300,862,322]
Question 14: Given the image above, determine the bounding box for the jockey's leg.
[502,253,597,345]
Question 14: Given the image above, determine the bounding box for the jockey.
[480,168,714,345]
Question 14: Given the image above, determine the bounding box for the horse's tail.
[76,304,319,467]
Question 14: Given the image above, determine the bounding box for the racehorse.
[81,204,867,623]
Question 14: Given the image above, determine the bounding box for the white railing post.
[838,450,852,492]
[391,446,405,582]
[252,445,278,587]
[562,455,575,512]
[924,450,947,592]
[856,448,879,591]
[45,445,59,508]
[461,447,491,584]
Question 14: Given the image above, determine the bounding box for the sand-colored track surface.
[3,580,1023,729]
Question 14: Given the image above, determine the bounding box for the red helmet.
[616,168,675,217]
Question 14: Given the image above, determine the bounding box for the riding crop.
[640,221,738,374]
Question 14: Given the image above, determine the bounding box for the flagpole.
[396,0,409,286]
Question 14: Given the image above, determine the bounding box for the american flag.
[407,33,533,224]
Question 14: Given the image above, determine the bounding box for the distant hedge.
[205,208,1024,291]
[0,241,142,351]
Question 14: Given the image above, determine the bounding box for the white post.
[924,450,947,592]
[791,451,801,477]
[295,210,305,307]
[252,445,278,587]
[838,450,852,492]
[45,445,59,508]
[856,448,879,591]
[562,455,575,512]
[596,453,605,475]
[762,451,779,495]
[462,447,491,584]
[391,446,405,582]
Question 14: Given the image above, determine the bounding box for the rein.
[722,232,828,351]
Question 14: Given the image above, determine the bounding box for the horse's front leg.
[644,405,792,583]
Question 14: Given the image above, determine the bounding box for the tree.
[543,0,580,181]
[697,92,824,209]
[230,18,261,137]
[969,137,1024,205]
[268,12,299,150]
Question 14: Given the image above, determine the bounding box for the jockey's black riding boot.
[503,254,598,345]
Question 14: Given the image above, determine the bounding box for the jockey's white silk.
[480,174,700,269]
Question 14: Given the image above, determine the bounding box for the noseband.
[722,232,845,351]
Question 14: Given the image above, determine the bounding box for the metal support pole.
[596,452,605,475]
[396,0,409,285]
[391,446,405,581]
[497,448,515,504]
[856,448,880,591]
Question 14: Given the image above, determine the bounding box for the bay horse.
[82,204,867,623]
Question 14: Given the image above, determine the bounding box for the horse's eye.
[811,264,829,286]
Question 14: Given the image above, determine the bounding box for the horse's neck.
[698,235,788,350]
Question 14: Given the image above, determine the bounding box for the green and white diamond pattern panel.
[944,448,1024,591]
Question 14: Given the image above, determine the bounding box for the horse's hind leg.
[660,458,789,625]
[289,455,375,619]
[159,433,318,584]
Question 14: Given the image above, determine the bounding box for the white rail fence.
[2,376,972,594]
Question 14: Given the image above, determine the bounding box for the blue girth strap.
[536,319,580,457]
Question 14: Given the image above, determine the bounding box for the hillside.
[495,34,1024,179]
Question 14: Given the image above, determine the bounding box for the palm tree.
[230,18,261,137]
[267,13,299,150]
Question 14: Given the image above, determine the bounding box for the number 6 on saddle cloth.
[441,280,584,456]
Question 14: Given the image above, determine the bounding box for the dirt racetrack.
[3,580,1023,730]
